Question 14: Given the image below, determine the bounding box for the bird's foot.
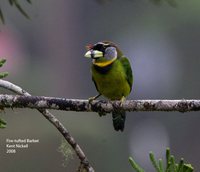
[88,94,101,103]
[88,97,95,103]
[119,96,126,107]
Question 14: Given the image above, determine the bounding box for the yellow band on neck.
[93,57,117,67]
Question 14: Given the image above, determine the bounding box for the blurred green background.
[0,0,200,171]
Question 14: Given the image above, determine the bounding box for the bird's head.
[84,41,122,67]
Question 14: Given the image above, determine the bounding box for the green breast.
[92,60,131,100]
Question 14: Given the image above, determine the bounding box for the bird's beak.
[84,50,103,59]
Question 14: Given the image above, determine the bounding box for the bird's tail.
[112,111,126,131]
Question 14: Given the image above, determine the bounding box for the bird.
[84,41,133,131]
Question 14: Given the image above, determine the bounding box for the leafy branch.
[129,148,194,172]
[0,0,31,24]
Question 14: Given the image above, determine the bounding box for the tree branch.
[0,93,199,113]
[0,79,94,172]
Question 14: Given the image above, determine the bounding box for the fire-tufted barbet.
[84,41,133,131]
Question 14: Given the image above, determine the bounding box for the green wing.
[119,56,133,91]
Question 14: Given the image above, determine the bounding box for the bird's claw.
[119,96,126,107]
[88,96,96,103]
[88,94,101,103]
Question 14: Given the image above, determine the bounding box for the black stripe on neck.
[93,62,114,74]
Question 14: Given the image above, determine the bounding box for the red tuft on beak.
[86,44,93,50]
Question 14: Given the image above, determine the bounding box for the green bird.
[84,41,133,131]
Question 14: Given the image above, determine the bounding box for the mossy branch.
[0,92,199,113]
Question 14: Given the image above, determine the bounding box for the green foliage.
[58,138,74,166]
[0,59,8,79]
[129,157,145,172]
[129,148,194,172]
[0,0,32,24]
[0,117,6,128]
[0,59,8,129]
